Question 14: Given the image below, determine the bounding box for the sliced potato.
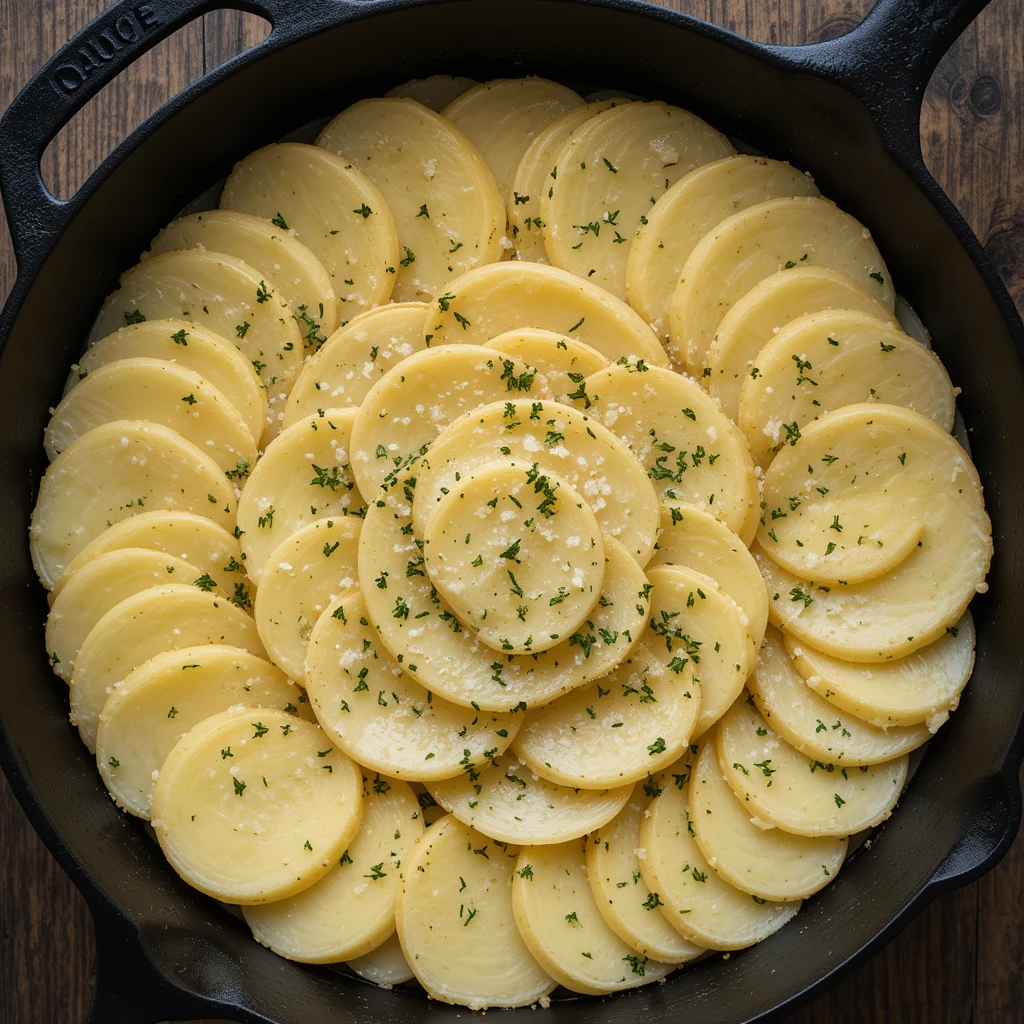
[395,815,556,1009]
[386,75,478,111]
[542,101,734,300]
[30,420,235,590]
[482,329,610,400]
[317,98,505,302]
[306,591,519,780]
[670,197,895,373]
[626,155,819,339]
[346,932,414,987]
[244,774,423,962]
[96,644,308,818]
[151,707,364,904]
[442,77,584,200]
[220,142,399,317]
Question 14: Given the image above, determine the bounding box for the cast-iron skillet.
[1,0,1022,1021]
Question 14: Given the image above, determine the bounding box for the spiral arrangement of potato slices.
[30,75,991,1011]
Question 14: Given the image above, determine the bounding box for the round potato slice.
[638,757,801,949]
[586,787,705,963]
[428,751,631,845]
[46,548,213,682]
[306,591,519,780]
[151,707,364,904]
[413,398,661,565]
[317,98,505,302]
[717,697,909,837]
[513,839,674,994]
[755,404,992,659]
[648,505,768,650]
[705,266,894,421]
[581,364,759,542]
[30,419,236,590]
[895,296,932,346]
[360,495,649,711]
[282,303,429,428]
[670,196,895,373]
[423,462,605,654]
[45,358,257,474]
[644,566,753,739]
[512,634,700,789]
[482,329,609,400]
[96,644,308,819]
[386,74,478,111]
[690,740,846,901]
[785,613,975,729]
[254,517,361,680]
[738,309,956,466]
[395,815,555,1009]
[626,155,819,340]
[421,261,668,366]
[73,319,266,445]
[147,209,340,341]
[70,584,267,754]
[346,932,414,987]
[236,407,363,581]
[349,345,545,497]
[542,101,734,300]
[220,142,399,316]
[244,774,423,962]
[442,77,584,200]
[748,627,931,764]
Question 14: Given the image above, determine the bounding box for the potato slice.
[359,494,649,711]
[895,296,932,346]
[70,584,266,753]
[690,740,846,900]
[395,815,555,1009]
[512,633,700,789]
[423,462,605,655]
[421,261,668,366]
[581,364,759,542]
[648,505,768,650]
[638,757,800,949]
[670,197,895,373]
[147,209,339,340]
[705,266,894,421]
[509,100,623,262]
[409,782,446,826]
[96,644,308,818]
[282,303,429,428]
[74,319,266,445]
[45,358,257,474]
[717,697,908,837]
[738,309,956,465]
[254,517,361,680]
[785,613,974,729]
[317,98,505,302]
[428,750,631,845]
[346,932,414,987]
[585,788,705,963]
[386,75,478,111]
[644,566,753,739]
[244,774,423,962]
[542,101,734,300]
[412,398,660,565]
[306,591,518,780]
[349,346,545,497]
[236,407,363,581]
[482,329,610,400]
[442,77,584,200]
[626,155,819,340]
[748,627,931,763]
[151,707,364,904]
[220,142,399,316]
[755,404,991,659]
[512,839,674,994]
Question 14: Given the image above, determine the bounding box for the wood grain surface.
[1,1,1021,1022]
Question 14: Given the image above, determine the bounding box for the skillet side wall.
[0,2,1021,1022]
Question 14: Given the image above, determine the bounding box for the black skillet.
[1,0,1022,1021]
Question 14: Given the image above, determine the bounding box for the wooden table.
[1,1,1021,1021]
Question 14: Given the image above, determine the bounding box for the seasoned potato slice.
[386,75,478,111]
[346,932,414,987]
[30,420,235,590]
[482,329,609,400]
[626,155,819,340]
[670,197,895,373]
